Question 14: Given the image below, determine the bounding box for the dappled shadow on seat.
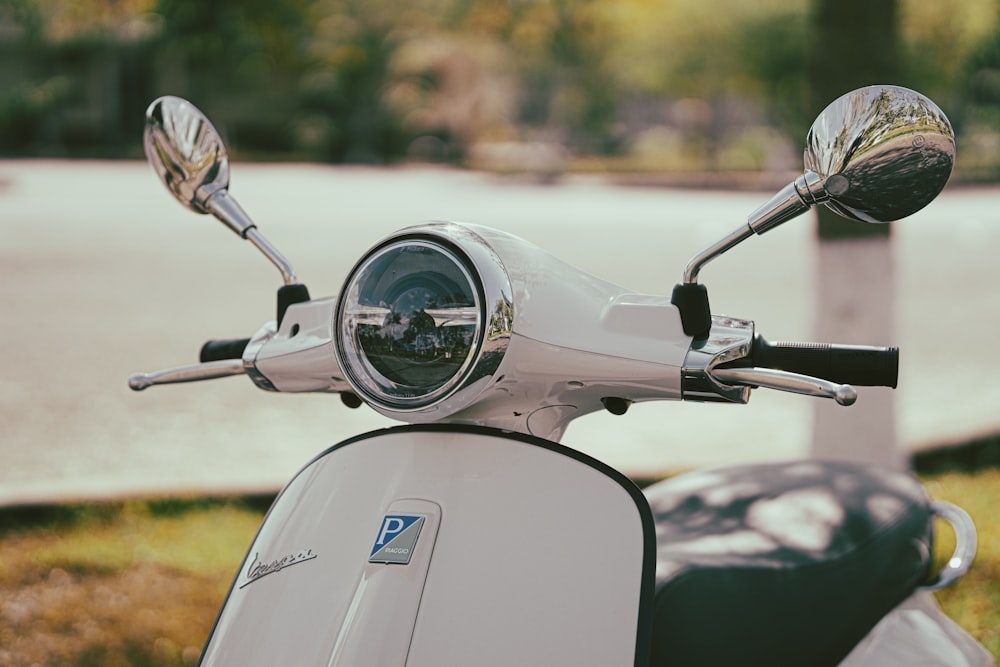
[644,460,932,667]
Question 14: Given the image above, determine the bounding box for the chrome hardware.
[682,315,859,405]
[143,96,300,286]
[920,501,978,591]
[681,316,754,404]
[679,85,954,286]
[128,359,246,391]
[709,367,858,406]
[335,222,513,417]
[243,322,279,392]
[683,171,828,284]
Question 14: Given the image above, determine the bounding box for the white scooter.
[131,86,991,666]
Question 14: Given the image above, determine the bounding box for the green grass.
[0,498,267,667]
[0,473,995,666]
[923,469,1000,658]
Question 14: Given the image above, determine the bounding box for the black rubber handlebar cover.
[749,335,899,388]
[200,338,252,363]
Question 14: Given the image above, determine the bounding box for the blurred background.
[3,2,1000,664]
[3,0,1000,495]
[2,0,1000,179]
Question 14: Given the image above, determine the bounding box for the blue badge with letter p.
[369,514,424,564]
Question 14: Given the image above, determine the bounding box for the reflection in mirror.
[805,85,955,223]
[143,96,230,215]
[684,85,954,287]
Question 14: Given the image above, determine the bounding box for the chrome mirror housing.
[684,85,955,285]
[144,96,231,216]
[142,96,300,286]
[674,85,955,338]
[804,84,955,224]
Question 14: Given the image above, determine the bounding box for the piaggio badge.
[369,515,425,564]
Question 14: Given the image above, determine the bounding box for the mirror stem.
[682,171,828,285]
[674,171,828,338]
[245,227,299,286]
[205,188,254,236]
[206,190,299,285]
[747,170,828,234]
[682,224,754,284]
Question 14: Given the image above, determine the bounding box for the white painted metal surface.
[200,427,651,666]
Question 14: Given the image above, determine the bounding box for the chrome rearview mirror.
[682,85,954,285]
[803,85,955,224]
[144,96,231,215]
[673,85,954,338]
[143,96,299,285]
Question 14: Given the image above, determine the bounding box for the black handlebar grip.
[751,336,899,388]
[200,338,252,363]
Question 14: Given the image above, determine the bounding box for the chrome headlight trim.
[335,223,512,414]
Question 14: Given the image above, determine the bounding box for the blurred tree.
[0,0,159,155]
[1,0,998,164]
[386,33,520,161]
[899,0,997,111]
[600,0,815,171]
[734,9,811,143]
[504,0,620,152]
[954,2,1000,179]
[294,0,456,162]
[152,0,312,153]
[0,0,45,41]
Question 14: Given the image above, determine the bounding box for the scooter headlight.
[336,230,511,413]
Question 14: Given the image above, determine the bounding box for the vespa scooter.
[131,85,989,666]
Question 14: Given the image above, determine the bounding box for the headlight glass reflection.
[338,240,482,408]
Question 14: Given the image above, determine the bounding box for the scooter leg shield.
[199,424,656,667]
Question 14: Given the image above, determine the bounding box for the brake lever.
[708,366,858,406]
[128,359,246,391]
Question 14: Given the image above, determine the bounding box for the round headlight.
[337,237,491,410]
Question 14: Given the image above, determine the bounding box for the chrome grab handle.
[128,359,246,391]
[920,501,978,591]
[708,366,858,406]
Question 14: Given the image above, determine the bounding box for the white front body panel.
[201,426,654,666]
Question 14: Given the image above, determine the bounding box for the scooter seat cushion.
[644,460,933,667]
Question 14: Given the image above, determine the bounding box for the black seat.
[644,460,933,667]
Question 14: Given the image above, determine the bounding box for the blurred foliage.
[0,498,265,666]
[1,0,999,175]
[925,468,1000,658]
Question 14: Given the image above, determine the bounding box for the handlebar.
[200,338,252,363]
[688,319,901,406]
[747,336,898,388]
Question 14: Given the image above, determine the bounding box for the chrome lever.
[709,366,858,406]
[128,359,246,391]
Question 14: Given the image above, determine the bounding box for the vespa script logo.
[239,548,317,589]
[369,515,425,565]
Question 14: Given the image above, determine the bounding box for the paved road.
[2,160,999,504]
